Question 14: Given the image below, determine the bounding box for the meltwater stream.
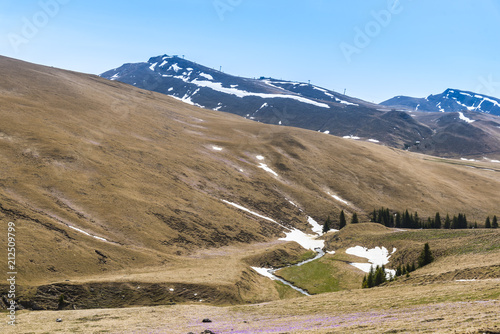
[265,248,326,296]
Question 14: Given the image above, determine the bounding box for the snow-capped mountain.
[101,55,433,148]
[101,55,500,159]
[381,89,500,116]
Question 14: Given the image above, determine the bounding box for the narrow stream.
[266,248,326,296]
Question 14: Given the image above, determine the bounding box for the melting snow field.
[343,135,360,140]
[307,216,324,235]
[346,246,396,276]
[280,228,325,250]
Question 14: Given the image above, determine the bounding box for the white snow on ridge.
[169,64,182,72]
[149,62,158,71]
[69,226,108,242]
[221,200,282,225]
[323,130,330,134]
[256,155,265,160]
[337,99,359,106]
[110,73,120,80]
[343,135,360,140]
[368,139,380,143]
[212,146,223,151]
[458,112,475,123]
[199,73,214,80]
[327,192,350,206]
[461,158,476,162]
[258,163,278,177]
[191,79,330,108]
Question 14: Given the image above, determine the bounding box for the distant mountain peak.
[381,88,500,116]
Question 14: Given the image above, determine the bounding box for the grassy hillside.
[4,225,499,333]
[0,56,499,311]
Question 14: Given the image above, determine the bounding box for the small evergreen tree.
[418,243,434,267]
[434,212,441,229]
[351,212,359,224]
[339,210,347,229]
[444,214,451,229]
[492,215,498,229]
[485,216,491,228]
[323,216,331,233]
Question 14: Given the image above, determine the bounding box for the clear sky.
[1,0,499,103]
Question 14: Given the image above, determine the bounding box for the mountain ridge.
[381,88,500,115]
[101,54,500,159]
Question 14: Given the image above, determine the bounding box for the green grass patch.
[275,254,363,294]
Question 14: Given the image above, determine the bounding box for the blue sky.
[0,0,499,103]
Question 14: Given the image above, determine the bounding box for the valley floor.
[4,279,499,334]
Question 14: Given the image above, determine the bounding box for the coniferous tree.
[339,210,347,229]
[372,209,377,223]
[493,215,498,229]
[435,212,441,229]
[418,243,434,267]
[366,266,375,288]
[351,212,359,224]
[485,216,491,228]
[395,212,401,228]
[474,222,478,229]
[411,262,416,272]
[444,214,451,229]
[323,216,331,233]
[414,212,420,228]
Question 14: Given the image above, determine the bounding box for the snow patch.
[280,228,325,250]
[199,73,214,80]
[169,64,182,72]
[327,192,349,206]
[149,62,158,71]
[251,267,276,280]
[69,226,108,242]
[368,139,380,143]
[212,146,223,151]
[458,112,475,123]
[346,246,395,276]
[256,155,265,160]
[258,163,278,177]
[221,200,284,226]
[343,135,360,140]
[307,216,324,236]
[190,79,330,108]
[168,87,174,92]
[323,130,330,134]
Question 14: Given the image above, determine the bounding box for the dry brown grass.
[3,279,498,333]
[0,56,499,318]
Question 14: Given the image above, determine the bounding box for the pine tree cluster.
[362,265,391,288]
[485,215,498,228]
[371,208,476,229]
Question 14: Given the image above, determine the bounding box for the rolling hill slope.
[0,56,499,309]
